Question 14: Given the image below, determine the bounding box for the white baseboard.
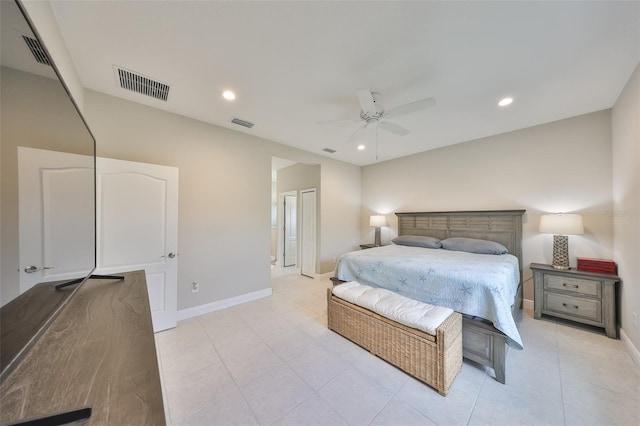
[315,271,334,281]
[620,328,640,368]
[523,298,533,310]
[177,288,272,322]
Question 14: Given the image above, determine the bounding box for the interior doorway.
[271,157,296,269]
[271,157,319,278]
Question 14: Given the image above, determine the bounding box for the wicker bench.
[327,284,462,395]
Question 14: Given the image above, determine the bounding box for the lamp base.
[551,234,570,270]
[374,227,381,246]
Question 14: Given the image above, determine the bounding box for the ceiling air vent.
[21,35,51,66]
[114,66,170,101]
[231,117,254,128]
[323,148,337,154]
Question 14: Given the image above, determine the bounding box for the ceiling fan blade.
[379,121,410,136]
[346,122,368,144]
[382,97,436,119]
[356,88,376,115]
[316,118,361,126]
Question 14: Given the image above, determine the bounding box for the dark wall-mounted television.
[0,0,96,380]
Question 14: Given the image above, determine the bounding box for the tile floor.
[155,268,640,426]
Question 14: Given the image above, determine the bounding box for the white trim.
[300,188,317,278]
[176,288,272,322]
[620,328,640,368]
[315,271,334,281]
[523,298,534,311]
[278,190,297,269]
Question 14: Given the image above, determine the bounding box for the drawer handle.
[562,283,579,289]
[562,303,579,309]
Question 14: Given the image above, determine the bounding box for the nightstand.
[359,244,380,250]
[531,263,620,338]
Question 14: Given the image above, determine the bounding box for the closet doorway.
[283,193,297,267]
[300,189,316,278]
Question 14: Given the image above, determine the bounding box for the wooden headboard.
[396,210,526,281]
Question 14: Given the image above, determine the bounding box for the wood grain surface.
[1,280,76,377]
[0,271,165,425]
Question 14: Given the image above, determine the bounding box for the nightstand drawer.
[544,275,601,297]
[543,293,602,322]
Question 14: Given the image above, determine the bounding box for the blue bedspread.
[335,245,523,349]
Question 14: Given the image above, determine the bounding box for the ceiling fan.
[317,89,436,149]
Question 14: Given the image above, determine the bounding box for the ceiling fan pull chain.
[376,121,379,161]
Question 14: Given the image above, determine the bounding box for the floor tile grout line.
[200,308,283,421]
[236,285,328,424]
[554,322,569,426]
[167,272,354,424]
[215,292,325,424]
[464,366,488,426]
[312,375,355,426]
[201,318,263,426]
[366,374,416,426]
[155,347,175,426]
[266,383,317,425]
[163,350,234,417]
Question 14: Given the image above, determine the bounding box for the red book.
[576,257,617,275]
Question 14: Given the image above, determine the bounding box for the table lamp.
[369,215,387,246]
[539,213,584,269]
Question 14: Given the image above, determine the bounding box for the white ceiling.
[1,1,57,80]
[48,1,639,166]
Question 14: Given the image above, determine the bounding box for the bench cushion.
[332,281,454,335]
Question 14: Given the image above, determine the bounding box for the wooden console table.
[0,271,165,425]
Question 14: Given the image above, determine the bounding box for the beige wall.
[612,63,640,353]
[320,160,362,272]
[278,164,321,194]
[84,89,360,310]
[0,67,93,305]
[361,110,614,301]
[275,160,362,274]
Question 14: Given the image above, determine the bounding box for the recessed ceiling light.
[498,97,513,107]
[357,144,366,151]
[222,90,236,101]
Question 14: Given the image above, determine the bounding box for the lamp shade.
[369,215,387,227]
[539,214,584,235]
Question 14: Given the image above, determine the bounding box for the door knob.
[24,265,53,273]
[167,252,176,259]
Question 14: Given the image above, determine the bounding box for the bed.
[332,210,525,383]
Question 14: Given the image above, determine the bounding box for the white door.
[96,157,178,332]
[300,189,316,278]
[283,194,297,267]
[18,147,95,294]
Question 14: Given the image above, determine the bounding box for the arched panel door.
[96,157,178,332]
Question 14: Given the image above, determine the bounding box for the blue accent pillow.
[441,237,508,255]
[392,235,442,249]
